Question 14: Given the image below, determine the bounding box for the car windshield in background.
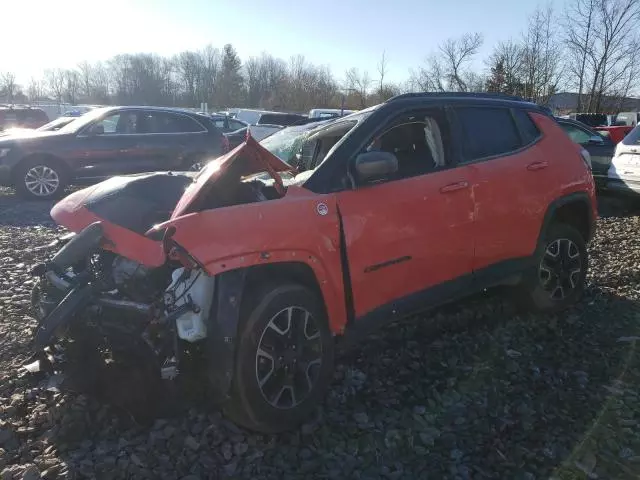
[37,116,78,131]
[623,126,640,145]
[57,107,113,134]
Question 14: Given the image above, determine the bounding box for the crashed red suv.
[28,93,597,432]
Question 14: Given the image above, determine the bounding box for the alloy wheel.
[539,238,582,300]
[24,165,60,197]
[255,306,323,409]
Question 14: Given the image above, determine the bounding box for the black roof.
[388,92,525,102]
[385,91,551,115]
[97,105,209,117]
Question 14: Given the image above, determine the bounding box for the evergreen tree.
[219,44,244,107]
[485,59,506,93]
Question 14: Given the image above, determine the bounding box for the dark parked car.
[224,126,248,151]
[257,112,307,126]
[568,112,609,127]
[209,114,247,133]
[557,117,615,188]
[0,107,49,131]
[0,106,225,199]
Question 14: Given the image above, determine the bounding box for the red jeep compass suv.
[30,92,597,432]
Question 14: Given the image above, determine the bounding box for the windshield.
[259,108,376,164]
[37,116,77,131]
[623,125,640,145]
[58,107,113,134]
[260,123,322,163]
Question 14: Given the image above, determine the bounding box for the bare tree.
[587,0,640,111]
[410,33,483,92]
[64,70,80,104]
[521,6,564,104]
[45,69,65,104]
[0,72,18,103]
[440,33,484,91]
[564,0,598,110]
[27,77,44,102]
[377,51,388,96]
[344,68,372,107]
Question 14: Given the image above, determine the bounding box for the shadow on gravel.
[0,188,56,227]
[8,286,638,480]
[597,192,640,219]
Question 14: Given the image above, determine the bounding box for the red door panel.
[469,143,551,270]
[337,167,475,319]
[471,113,587,271]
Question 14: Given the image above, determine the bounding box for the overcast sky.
[4,0,568,85]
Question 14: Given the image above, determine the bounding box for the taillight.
[580,148,592,170]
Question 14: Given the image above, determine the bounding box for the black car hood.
[81,172,195,235]
[0,130,71,146]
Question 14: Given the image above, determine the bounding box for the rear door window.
[140,112,205,133]
[228,119,246,131]
[456,107,522,162]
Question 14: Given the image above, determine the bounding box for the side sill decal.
[364,255,412,274]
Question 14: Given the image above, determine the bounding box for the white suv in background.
[607,125,640,194]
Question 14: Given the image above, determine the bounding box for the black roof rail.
[387,91,526,102]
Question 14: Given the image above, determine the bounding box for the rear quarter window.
[456,107,522,161]
[513,109,541,145]
[623,125,640,145]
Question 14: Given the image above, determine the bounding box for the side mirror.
[354,151,398,183]
[588,135,604,145]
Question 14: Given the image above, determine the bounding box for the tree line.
[1,0,639,114]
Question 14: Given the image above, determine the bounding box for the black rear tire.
[223,283,334,433]
[13,157,69,200]
[517,223,588,313]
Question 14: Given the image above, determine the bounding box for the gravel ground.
[2,187,640,479]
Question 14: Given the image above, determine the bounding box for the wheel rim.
[255,306,323,410]
[539,238,582,300]
[24,165,60,197]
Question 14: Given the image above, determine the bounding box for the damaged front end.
[28,138,292,403]
[29,220,211,384]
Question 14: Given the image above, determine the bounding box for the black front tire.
[517,223,588,313]
[223,283,335,433]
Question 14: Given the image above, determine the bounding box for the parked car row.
[2,98,639,204]
[0,106,50,131]
[0,106,226,199]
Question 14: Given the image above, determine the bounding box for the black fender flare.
[537,191,594,246]
[205,268,247,403]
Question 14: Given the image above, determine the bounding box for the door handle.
[527,161,548,171]
[439,181,469,193]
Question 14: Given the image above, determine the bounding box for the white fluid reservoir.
[168,268,216,342]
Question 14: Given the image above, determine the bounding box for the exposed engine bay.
[30,222,217,384]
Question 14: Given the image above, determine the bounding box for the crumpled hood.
[49,134,292,267]
[170,134,292,219]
